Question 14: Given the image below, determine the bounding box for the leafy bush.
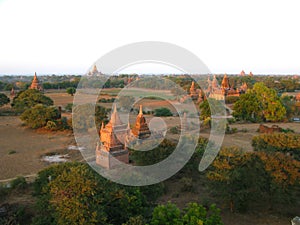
[20,105,59,129]
[252,133,300,160]
[33,162,151,225]
[225,96,239,104]
[10,176,27,190]
[12,89,53,112]
[150,202,223,225]
[0,93,10,107]
[65,103,73,112]
[207,147,300,212]
[154,107,172,117]
[170,126,180,134]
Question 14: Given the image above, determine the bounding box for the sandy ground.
[0,116,79,180]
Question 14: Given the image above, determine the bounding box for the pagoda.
[88,64,102,76]
[96,104,129,169]
[10,87,15,98]
[189,81,198,100]
[132,105,151,139]
[29,72,42,91]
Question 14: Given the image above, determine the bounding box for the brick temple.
[96,104,152,169]
[29,72,43,91]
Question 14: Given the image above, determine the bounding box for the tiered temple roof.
[132,105,151,139]
[29,72,42,91]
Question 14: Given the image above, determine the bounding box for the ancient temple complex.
[29,72,43,91]
[96,104,152,169]
[88,65,102,76]
[206,74,247,100]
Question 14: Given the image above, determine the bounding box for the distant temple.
[29,72,43,91]
[240,70,246,76]
[88,64,102,76]
[206,74,247,100]
[96,104,155,169]
[10,87,15,98]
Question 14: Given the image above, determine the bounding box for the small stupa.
[29,72,42,91]
[132,105,151,139]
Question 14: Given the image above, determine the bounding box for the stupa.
[29,72,42,91]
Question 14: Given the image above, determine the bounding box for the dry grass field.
[0,116,81,181]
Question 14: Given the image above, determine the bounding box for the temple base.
[96,147,129,169]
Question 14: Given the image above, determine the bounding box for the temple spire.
[139,105,143,115]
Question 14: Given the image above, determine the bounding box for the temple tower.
[29,72,42,91]
[221,74,230,90]
[10,87,15,98]
[132,105,151,139]
[96,104,129,169]
[189,81,198,100]
[212,75,218,89]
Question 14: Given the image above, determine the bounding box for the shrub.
[10,176,27,190]
[252,133,300,160]
[20,105,59,129]
[154,107,172,117]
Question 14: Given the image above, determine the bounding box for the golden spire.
[139,105,143,115]
[109,104,122,126]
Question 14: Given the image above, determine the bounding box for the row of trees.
[207,147,300,212]
[31,162,223,225]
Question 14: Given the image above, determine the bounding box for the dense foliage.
[150,202,223,225]
[66,87,76,96]
[32,163,152,225]
[130,139,176,166]
[0,93,10,107]
[154,107,173,117]
[233,83,286,122]
[252,133,300,160]
[207,147,300,212]
[20,104,60,129]
[11,89,53,112]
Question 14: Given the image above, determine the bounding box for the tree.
[233,83,286,122]
[20,104,59,128]
[150,203,182,225]
[207,147,300,212]
[0,93,10,107]
[33,163,150,225]
[232,92,261,122]
[150,202,223,225]
[66,87,76,96]
[12,89,53,112]
[154,107,172,117]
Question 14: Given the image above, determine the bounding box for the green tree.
[233,92,261,122]
[150,202,223,225]
[0,93,10,107]
[233,83,286,122]
[199,98,226,120]
[150,203,183,225]
[12,89,53,112]
[154,107,173,117]
[20,104,59,128]
[66,87,76,96]
[33,163,150,225]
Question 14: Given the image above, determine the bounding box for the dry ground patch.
[0,116,81,180]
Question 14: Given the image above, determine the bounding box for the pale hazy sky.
[0,0,299,75]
